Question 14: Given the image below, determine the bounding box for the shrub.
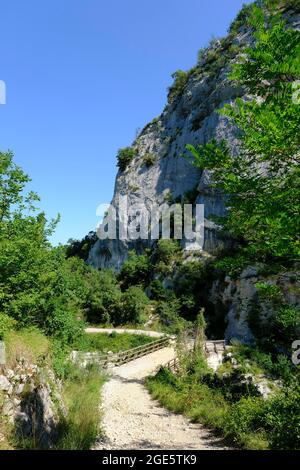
[0,313,16,340]
[116,147,136,172]
[84,269,122,324]
[273,306,300,343]
[148,279,167,300]
[142,153,156,167]
[255,282,283,302]
[118,251,150,289]
[153,239,181,265]
[45,304,84,345]
[265,381,300,449]
[156,298,187,333]
[223,396,268,448]
[167,70,190,103]
[119,286,149,324]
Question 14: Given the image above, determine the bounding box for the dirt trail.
[85,327,165,338]
[94,346,228,450]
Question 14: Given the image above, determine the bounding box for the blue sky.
[0,0,250,245]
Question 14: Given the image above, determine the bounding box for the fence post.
[0,341,6,366]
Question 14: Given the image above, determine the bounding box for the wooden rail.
[163,340,226,374]
[71,336,171,369]
[114,336,170,365]
[163,357,180,373]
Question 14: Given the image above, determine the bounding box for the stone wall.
[0,357,66,448]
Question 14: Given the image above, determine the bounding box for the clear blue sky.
[0,0,250,245]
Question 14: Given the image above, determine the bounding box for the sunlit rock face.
[87,8,300,271]
[88,41,244,270]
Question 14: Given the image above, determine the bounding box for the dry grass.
[5,328,51,368]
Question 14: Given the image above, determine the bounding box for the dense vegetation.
[147,344,300,450]
[1,0,300,452]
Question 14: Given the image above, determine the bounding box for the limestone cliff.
[88,3,299,272]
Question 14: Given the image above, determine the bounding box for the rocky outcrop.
[209,266,300,345]
[88,5,299,272]
[0,358,66,448]
[86,3,300,346]
[88,29,248,271]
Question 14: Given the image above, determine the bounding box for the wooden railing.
[163,340,226,374]
[71,336,171,369]
[114,336,170,365]
[163,357,180,373]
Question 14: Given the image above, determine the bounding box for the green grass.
[72,332,155,353]
[55,364,105,450]
[2,329,108,450]
[147,367,269,450]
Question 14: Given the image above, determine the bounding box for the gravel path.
[85,327,165,338]
[94,346,228,450]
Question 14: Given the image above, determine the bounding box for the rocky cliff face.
[88,26,249,271]
[88,5,299,272]
[86,4,300,344]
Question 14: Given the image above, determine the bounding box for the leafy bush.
[265,381,300,449]
[273,306,300,344]
[0,313,16,340]
[84,268,122,324]
[223,396,268,448]
[119,286,149,324]
[44,304,84,345]
[167,69,196,104]
[142,152,156,167]
[118,251,150,290]
[153,239,181,265]
[156,298,187,333]
[116,147,136,172]
[255,282,283,301]
[148,279,168,300]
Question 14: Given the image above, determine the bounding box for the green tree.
[0,151,85,343]
[118,286,149,324]
[118,250,150,289]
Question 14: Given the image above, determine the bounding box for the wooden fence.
[114,336,171,365]
[163,339,226,374]
[163,357,180,373]
[71,335,171,369]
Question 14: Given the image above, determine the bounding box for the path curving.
[94,345,229,450]
[85,327,165,338]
